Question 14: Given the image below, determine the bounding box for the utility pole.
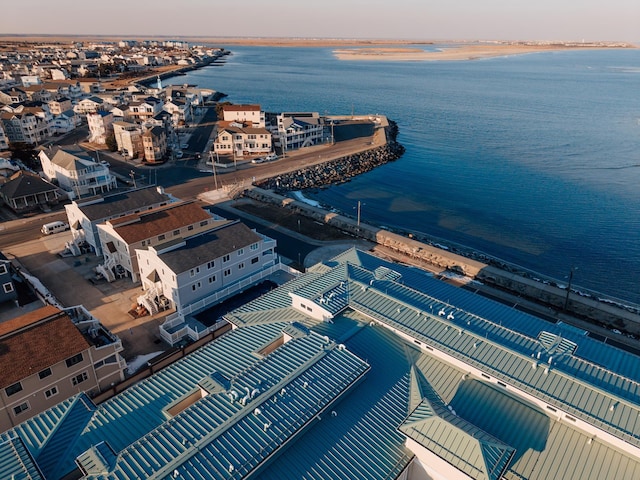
[357,201,362,227]
[130,170,137,188]
[211,151,219,190]
[563,266,577,311]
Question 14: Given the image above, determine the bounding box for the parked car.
[265,153,278,162]
[181,143,189,149]
[251,157,265,164]
[41,221,70,235]
[174,151,183,159]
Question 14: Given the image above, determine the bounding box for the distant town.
[1,37,640,480]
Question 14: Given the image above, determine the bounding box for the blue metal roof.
[2,323,368,480]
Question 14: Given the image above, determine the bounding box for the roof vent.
[254,408,262,416]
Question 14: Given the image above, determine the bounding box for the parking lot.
[4,231,172,363]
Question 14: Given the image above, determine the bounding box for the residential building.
[163,97,191,126]
[65,186,173,256]
[213,124,272,158]
[136,220,277,316]
[96,201,223,282]
[113,121,143,159]
[0,87,27,105]
[0,252,17,305]
[0,122,8,150]
[141,125,167,163]
[51,109,81,134]
[42,80,83,101]
[0,171,61,213]
[22,85,53,103]
[269,112,324,151]
[74,95,106,114]
[0,305,125,433]
[87,110,114,144]
[0,110,45,145]
[127,96,163,123]
[47,96,73,115]
[222,103,265,127]
[38,145,117,198]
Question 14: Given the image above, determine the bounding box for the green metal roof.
[400,368,515,480]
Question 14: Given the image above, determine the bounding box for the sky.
[2,0,638,43]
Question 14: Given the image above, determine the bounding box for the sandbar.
[333,43,636,61]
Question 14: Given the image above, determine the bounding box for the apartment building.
[65,186,173,256]
[0,305,125,433]
[87,110,114,144]
[136,220,277,315]
[96,201,224,282]
[141,125,167,163]
[113,121,143,159]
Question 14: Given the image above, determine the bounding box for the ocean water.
[174,46,640,303]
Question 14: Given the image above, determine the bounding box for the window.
[199,221,208,227]
[251,257,259,264]
[94,355,117,369]
[173,229,180,236]
[222,254,230,263]
[237,248,244,256]
[208,275,216,283]
[0,264,7,275]
[238,263,244,270]
[223,268,231,277]
[190,267,200,277]
[13,402,29,416]
[250,243,259,251]
[5,382,23,397]
[45,386,58,398]
[187,225,194,231]
[141,240,146,246]
[2,282,13,294]
[207,261,214,269]
[158,234,165,241]
[66,353,84,368]
[38,368,52,380]
[72,372,88,386]
[192,281,201,291]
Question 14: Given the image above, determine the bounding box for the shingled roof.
[0,306,89,389]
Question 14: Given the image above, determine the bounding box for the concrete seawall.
[244,186,640,336]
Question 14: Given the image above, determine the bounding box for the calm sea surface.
[174,46,640,303]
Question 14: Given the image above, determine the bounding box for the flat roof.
[72,186,171,222]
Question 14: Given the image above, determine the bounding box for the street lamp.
[355,201,365,227]
[563,266,578,311]
[130,170,137,188]
[209,150,219,190]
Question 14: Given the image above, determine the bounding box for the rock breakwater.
[255,140,405,193]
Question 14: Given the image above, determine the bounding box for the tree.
[105,133,118,152]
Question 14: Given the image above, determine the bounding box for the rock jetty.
[255,122,405,193]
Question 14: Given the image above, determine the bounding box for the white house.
[222,104,265,128]
[136,220,277,315]
[39,145,116,198]
[213,124,272,159]
[51,109,81,134]
[65,186,173,256]
[87,110,114,144]
[96,201,223,282]
[270,112,324,151]
[74,96,107,114]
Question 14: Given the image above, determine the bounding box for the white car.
[251,157,266,164]
[174,151,183,159]
[265,153,278,161]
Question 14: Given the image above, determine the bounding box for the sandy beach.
[333,43,636,61]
